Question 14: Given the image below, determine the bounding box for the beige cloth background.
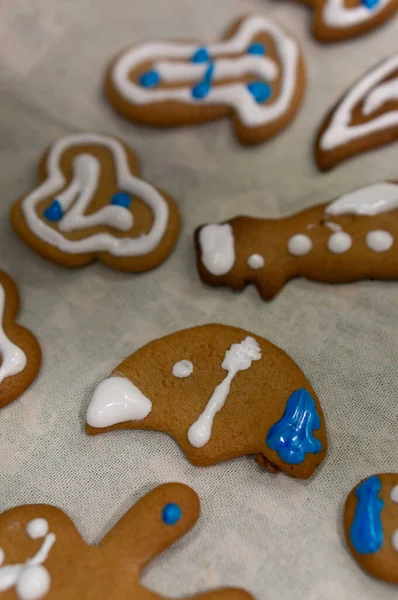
[0,1,397,598]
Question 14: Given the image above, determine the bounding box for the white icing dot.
[327,231,352,254]
[392,530,398,552]
[172,360,194,378]
[366,230,393,253]
[15,565,51,600]
[26,519,49,540]
[390,485,398,503]
[247,254,265,269]
[0,547,4,566]
[287,234,312,256]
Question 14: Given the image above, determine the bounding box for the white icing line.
[326,182,398,216]
[0,283,27,385]
[322,0,391,27]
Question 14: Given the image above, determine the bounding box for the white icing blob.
[287,234,312,256]
[0,284,27,385]
[0,548,4,567]
[390,484,398,503]
[322,0,390,28]
[15,565,51,600]
[172,360,193,378]
[327,232,352,254]
[247,254,265,269]
[366,230,393,252]
[188,336,261,448]
[326,183,398,217]
[26,520,49,540]
[199,224,235,276]
[392,530,398,552]
[324,221,342,233]
[86,376,152,428]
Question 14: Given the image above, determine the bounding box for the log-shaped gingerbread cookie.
[0,483,252,599]
[292,0,397,42]
[195,181,398,300]
[11,133,180,271]
[344,474,398,583]
[105,14,306,145]
[86,324,326,479]
[316,53,398,170]
[0,271,41,409]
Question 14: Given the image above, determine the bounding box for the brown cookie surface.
[86,324,326,479]
[11,133,180,271]
[195,180,398,300]
[0,483,253,599]
[104,14,306,145]
[0,271,41,409]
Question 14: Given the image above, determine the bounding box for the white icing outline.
[0,283,27,385]
[322,0,391,28]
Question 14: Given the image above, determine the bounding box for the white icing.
[26,520,49,540]
[16,566,50,600]
[323,0,390,27]
[188,337,261,448]
[327,231,352,253]
[363,79,398,115]
[326,183,398,216]
[0,549,4,567]
[392,530,398,552]
[391,485,398,502]
[366,229,393,252]
[199,224,235,276]
[22,133,169,256]
[86,376,152,428]
[324,221,342,232]
[320,53,398,150]
[287,234,313,256]
[172,360,193,378]
[247,254,265,269]
[0,283,27,385]
[111,15,300,128]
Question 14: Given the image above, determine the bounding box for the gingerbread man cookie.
[86,324,326,479]
[344,474,398,583]
[0,271,41,409]
[0,483,252,599]
[11,133,180,271]
[105,14,306,145]
[195,181,398,299]
[316,53,398,170]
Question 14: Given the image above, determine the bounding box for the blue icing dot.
[44,199,63,222]
[111,192,131,208]
[139,70,160,88]
[248,43,266,56]
[362,0,380,8]
[247,81,272,104]
[162,503,182,525]
[350,476,384,555]
[266,388,322,465]
[192,46,210,63]
[192,64,215,100]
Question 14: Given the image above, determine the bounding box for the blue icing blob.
[350,475,384,555]
[266,388,322,464]
[139,70,160,88]
[192,64,215,100]
[248,43,266,56]
[362,0,380,8]
[162,503,182,525]
[192,46,210,63]
[44,199,63,222]
[111,192,131,208]
[247,81,272,104]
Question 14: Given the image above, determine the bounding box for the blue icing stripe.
[247,81,271,104]
[192,46,210,63]
[111,192,131,208]
[162,503,182,525]
[44,199,63,222]
[139,70,160,88]
[192,63,215,100]
[362,0,380,7]
[350,476,384,555]
[248,43,266,56]
[266,388,322,464]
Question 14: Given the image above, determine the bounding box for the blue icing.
[139,70,160,88]
[44,199,63,222]
[111,192,131,208]
[192,63,215,100]
[192,46,210,63]
[247,81,272,104]
[266,388,322,464]
[362,0,380,8]
[350,475,384,555]
[248,43,266,56]
[162,503,182,525]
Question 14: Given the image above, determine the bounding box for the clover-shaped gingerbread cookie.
[0,483,252,600]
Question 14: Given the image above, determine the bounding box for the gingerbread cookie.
[344,473,398,583]
[86,324,326,479]
[195,181,398,299]
[0,483,252,599]
[10,133,180,271]
[0,271,41,409]
[105,14,306,145]
[316,53,398,170]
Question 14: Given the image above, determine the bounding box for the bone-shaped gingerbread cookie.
[86,324,326,479]
[316,52,398,170]
[0,271,41,409]
[105,14,305,145]
[0,483,252,600]
[10,133,180,271]
[195,181,398,300]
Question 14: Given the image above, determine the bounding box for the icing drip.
[0,284,27,384]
